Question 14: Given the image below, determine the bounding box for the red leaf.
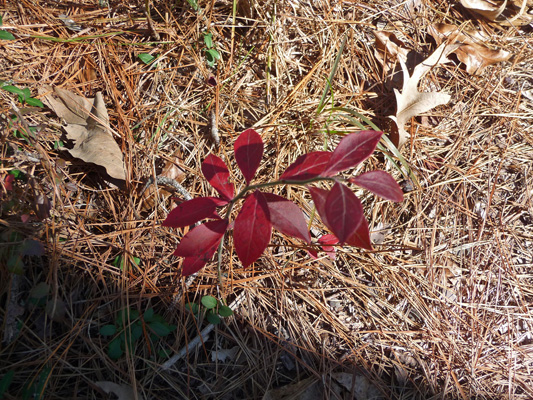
[181,242,220,276]
[234,128,263,184]
[325,182,364,243]
[201,154,234,201]
[174,219,228,257]
[233,191,272,268]
[162,197,227,228]
[345,217,373,250]
[306,247,318,259]
[350,171,404,202]
[280,152,332,181]
[263,193,311,244]
[318,234,339,260]
[308,186,331,229]
[323,130,382,176]
[2,174,14,191]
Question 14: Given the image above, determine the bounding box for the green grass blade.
[317,35,347,115]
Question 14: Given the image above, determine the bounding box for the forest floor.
[1,0,533,399]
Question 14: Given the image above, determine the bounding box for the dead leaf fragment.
[331,372,383,400]
[40,87,126,181]
[95,381,143,400]
[263,377,321,400]
[139,153,186,211]
[460,0,533,25]
[391,43,458,147]
[460,0,507,20]
[373,30,409,75]
[428,23,511,75]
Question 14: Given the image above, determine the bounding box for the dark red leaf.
[325,182,364,243]
[234,128,263,184]
[162,197,227,228]
[263,193,311,244]
[306,247,318,259]
[174,219,228,257]
[308,186,331,230]
[201,154,234,201]
[350,170,404,202]
[233,191,272,268]
[323,130,382,176]
[318,234,339,260]
[181,242,220,276]
[345,217,373,250]
[280,152,332,181]
[2,174,14,191]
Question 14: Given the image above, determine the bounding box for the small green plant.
[185,295,233,325]
[99,307,176,359]
[22,366,51,400]
[0,231,45,275]
[185,0,198,11]
[112,254,141,271]
[0,367,51,400]
[203,32,221,68]
[0,16,16,40]
[0,370,15,398]
[138,53,157,65]
[1,83,44,108]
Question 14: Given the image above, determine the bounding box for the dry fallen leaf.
[331,372,383,400]
[40,87,126,181]
[460,0,507,20]
[373,30,409,76]
[95,381,143,400]
[428,23,511,75]
[460,0,533,25]
[139,153,186,212]
[390,43,459,147]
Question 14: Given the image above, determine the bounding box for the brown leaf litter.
[40,86,126,181]
[460,0,533,26]
[428,23,512,75]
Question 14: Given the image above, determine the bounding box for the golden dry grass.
[1,0,533,399]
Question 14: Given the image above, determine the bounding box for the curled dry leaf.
[140,153,186,212]
[460,0,533,25]
[428,23,511,75]
[373,30,409,75]
[40,86,126,181]
[95,381,143,400]
[460,0,507,20]
[391,43,459,148]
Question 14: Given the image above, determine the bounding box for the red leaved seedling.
[162,197,227,228]
[280,151,332,181]
[233,191,272,268]
[263,193,311,244]
[350,170,404,202]
[234,128,264,184]
[165,127,403,276]
[323,130,382,176]
[174,219,228,258]
[201,154,234,201]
